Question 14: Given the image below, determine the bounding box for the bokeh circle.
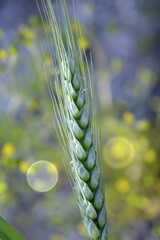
[27,160,58,192]
[103,137,135,169]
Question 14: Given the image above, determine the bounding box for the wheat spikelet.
[39,0,108,239]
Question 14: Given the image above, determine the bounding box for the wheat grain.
[40,0,108,239]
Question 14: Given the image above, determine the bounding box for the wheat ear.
[39,0,108,239]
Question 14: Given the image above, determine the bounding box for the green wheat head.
[39,0,108,239]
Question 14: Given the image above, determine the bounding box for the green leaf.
[0,217,25,240]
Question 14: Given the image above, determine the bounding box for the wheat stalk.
[39,0,108,239]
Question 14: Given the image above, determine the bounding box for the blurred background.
[0,0,160,239]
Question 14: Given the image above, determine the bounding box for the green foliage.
[0,217,25,240]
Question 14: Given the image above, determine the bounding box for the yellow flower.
[19,161,30,173]
[2,142,15,157]
[77,222,86,235]
[78,36,90,50]
[0,49,7,59]
[144,149,157,163]
[116,178,130,193]
[123,112,135,124]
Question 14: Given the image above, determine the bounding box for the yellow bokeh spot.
[22,26,35,39]
[0,181,7,194]
[19,161,30,173]
[111,57,123,73]
[78,36,90,50]
[123,112,135,124]
[136,120,151,131]
[137,67,154,86]
[2,142,15,157]
[144,149,157,163]
[47,164,58,174]
[29,16,41,26]
[116,178,130,193]
[110,142,126,160]
[43,53,52,65]
[29,99,39,110]
[77,222,86,235]
[49,235,64,240]
[0,49,8,59]
[8,45,18,56]
[52,214,64,225]
[104,137,135,168]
